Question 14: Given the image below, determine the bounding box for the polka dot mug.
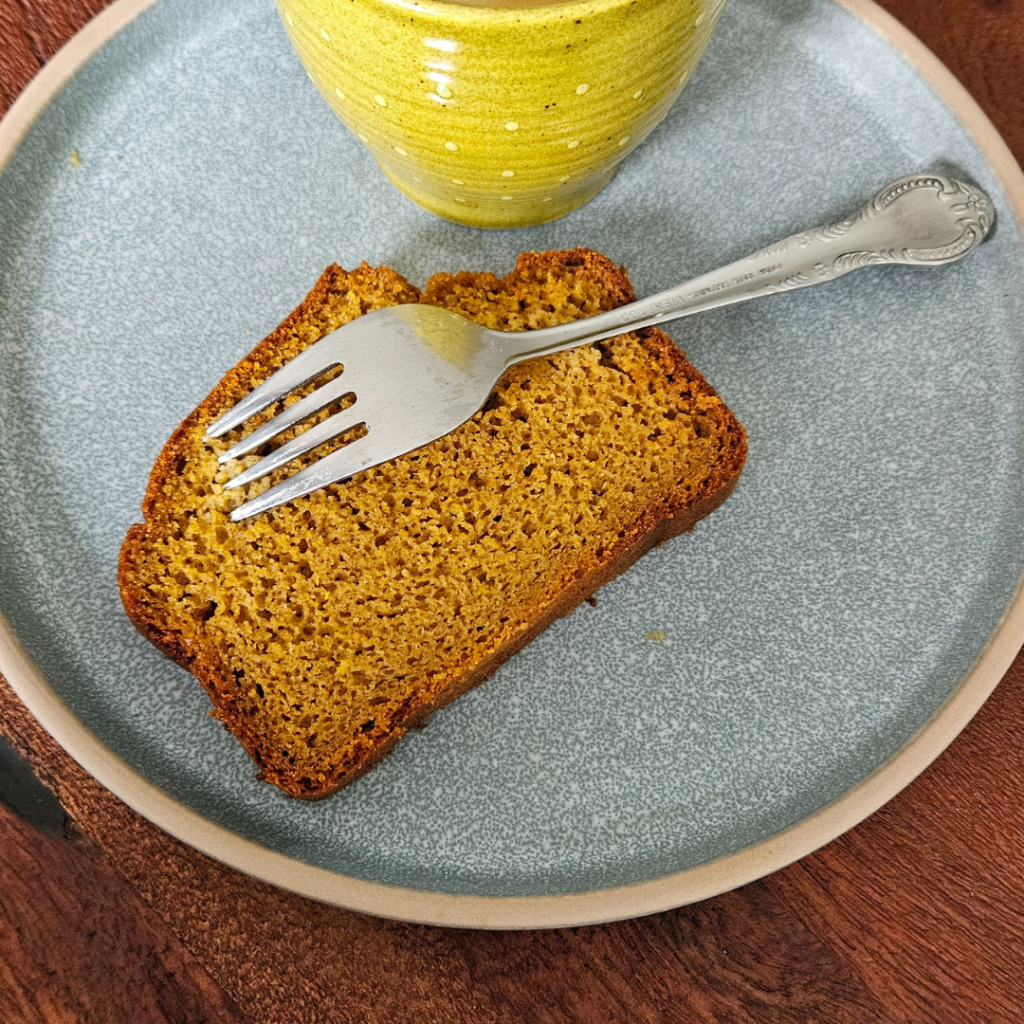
[277,0,726,228]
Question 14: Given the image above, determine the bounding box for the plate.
[1,0,1023,928]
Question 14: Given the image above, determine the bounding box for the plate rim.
[1,0,1023,929]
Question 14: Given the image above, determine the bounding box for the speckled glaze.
[1,0,1024,919]
[276,0,725,227]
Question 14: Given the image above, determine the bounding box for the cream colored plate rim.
[0,0,1022,929]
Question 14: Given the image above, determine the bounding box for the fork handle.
[500,174,992,367]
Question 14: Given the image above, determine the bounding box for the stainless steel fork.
[207,173,993,521]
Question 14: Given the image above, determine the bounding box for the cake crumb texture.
[119,249,746,798]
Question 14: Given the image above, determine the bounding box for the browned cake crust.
[119,249,746,799]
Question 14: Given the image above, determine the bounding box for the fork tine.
[205,335,344,439]
[227,432,378,522]
[223,404,364,491]
[217,373,354,464]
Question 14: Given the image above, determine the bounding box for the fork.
[207,173,993,521]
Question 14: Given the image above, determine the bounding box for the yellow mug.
[277,0,726,229]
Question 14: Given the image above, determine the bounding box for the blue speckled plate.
[2,0,1023,927]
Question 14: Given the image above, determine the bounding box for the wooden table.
[2,1,1023,1020]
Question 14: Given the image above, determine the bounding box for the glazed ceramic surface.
[277,0,724,227]
[1,0,1024,920]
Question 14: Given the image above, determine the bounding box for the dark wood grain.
[0,0,108,111]
[2,0,1024,1021]
[767,659,1024,1024]
[0,743,248,1024]
[873,0,1024,165]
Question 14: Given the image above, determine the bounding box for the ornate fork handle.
[500,174,993,366]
